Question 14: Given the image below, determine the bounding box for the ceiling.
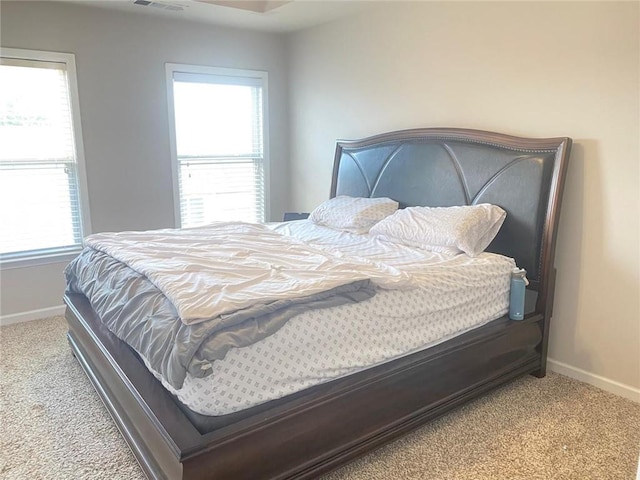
[67,0,372,33]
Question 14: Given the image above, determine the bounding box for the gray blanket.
[65,248,376,389]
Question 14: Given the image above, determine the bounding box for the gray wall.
[0,1,289,316]
[287,1,640,392]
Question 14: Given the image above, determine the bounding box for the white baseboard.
[0,305,66,326]
[548,358,640,403]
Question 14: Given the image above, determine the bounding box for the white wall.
[0,1,289,317]
[288,2,639,393]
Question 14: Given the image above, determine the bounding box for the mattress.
[146,221,515,416]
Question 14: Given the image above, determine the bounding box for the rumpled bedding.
[84,222,409,323]
[66,222,409,389]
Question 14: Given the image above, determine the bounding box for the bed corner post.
[532,136,571,379]
[532,266,557,378]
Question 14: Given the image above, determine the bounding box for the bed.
[64,127,571,480]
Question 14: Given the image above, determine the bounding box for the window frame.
[165,63,270,228]
[0,47,91,269]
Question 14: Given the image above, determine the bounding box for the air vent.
[133,0,185,12]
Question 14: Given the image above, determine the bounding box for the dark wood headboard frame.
[331,128,571,368]
[330,128,571,310]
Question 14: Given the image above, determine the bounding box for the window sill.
[0,247,82,270]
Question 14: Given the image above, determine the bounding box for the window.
[0,48,90,265]
[166,64,268,228]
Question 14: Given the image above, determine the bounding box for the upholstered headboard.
[330,128,571,311]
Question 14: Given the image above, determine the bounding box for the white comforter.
[84,222,410,324]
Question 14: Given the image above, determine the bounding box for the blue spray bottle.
[509,268,529,320]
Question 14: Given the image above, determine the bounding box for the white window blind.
[0,51,89,262]
[169,67,267,228]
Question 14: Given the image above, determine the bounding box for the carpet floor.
[0,316,638,480]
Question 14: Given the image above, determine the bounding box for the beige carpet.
[0,316,638,480]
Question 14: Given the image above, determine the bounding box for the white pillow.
[309,196,399,234]
[369,204,506,257]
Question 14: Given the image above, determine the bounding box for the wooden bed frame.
[64,128,571,480]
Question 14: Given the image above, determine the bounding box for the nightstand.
[283,212,310,221]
